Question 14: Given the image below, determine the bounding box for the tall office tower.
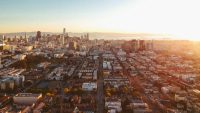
[139,40,145,51]
[69,41,77,50]
[0,52,2,69]
[131,39,138,51]
[36,31,41,41]
[0,35,4,41]
[151,40,154,50]
[63,28,66,35]
[62,28,66,45]
[25,32,26,39]
[0,35,4,50]
[86,33,89,40]
[2,35,4,40]
[25,32,28,42]
[0,35,3,43]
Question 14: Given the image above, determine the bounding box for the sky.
[0,0,200,40]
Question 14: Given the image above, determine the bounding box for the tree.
[64,88,70,94]
[132,91,140,97]
[106,92,111,97]
[123,86,128,93]
[46,92,54,97]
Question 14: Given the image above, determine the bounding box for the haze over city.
[1,1,200,113]
[0,0,200,40]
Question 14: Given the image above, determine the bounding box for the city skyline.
[1,1,200,112]
[0,0,200,40]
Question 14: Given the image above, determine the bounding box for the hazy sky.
[0,0,200,40]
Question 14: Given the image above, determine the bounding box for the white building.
[54,53,64,58]
[23,46,33,52]
[117,49,126,56]
[47,67,64,80]
[105,99,122,112]
[13,54,26,60]
[82,82,97,91]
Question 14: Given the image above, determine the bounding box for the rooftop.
[15,93,42,97]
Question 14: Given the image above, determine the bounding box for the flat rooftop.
[15,93,42,97]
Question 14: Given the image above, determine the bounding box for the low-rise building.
[13,93,42,105]
[105,98,122,112]
[82,82,97,91]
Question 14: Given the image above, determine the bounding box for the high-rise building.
[151,40,154,50]
[86,33,89,40]
[25,32,28,42]
[0,52,2,69]
[139,40,145,51]
[36,31,41,41]
[0,35,4,41]
[63,28,66,35]
[0,35,5,50]
[62,28,66,45]
[122,39,140,52]
[131,39,139,51]
[25,32,26,39]
[69,41,77,50]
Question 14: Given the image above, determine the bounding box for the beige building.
[13,93,42,105]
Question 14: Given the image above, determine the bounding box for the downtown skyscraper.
[62,28,66,46]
